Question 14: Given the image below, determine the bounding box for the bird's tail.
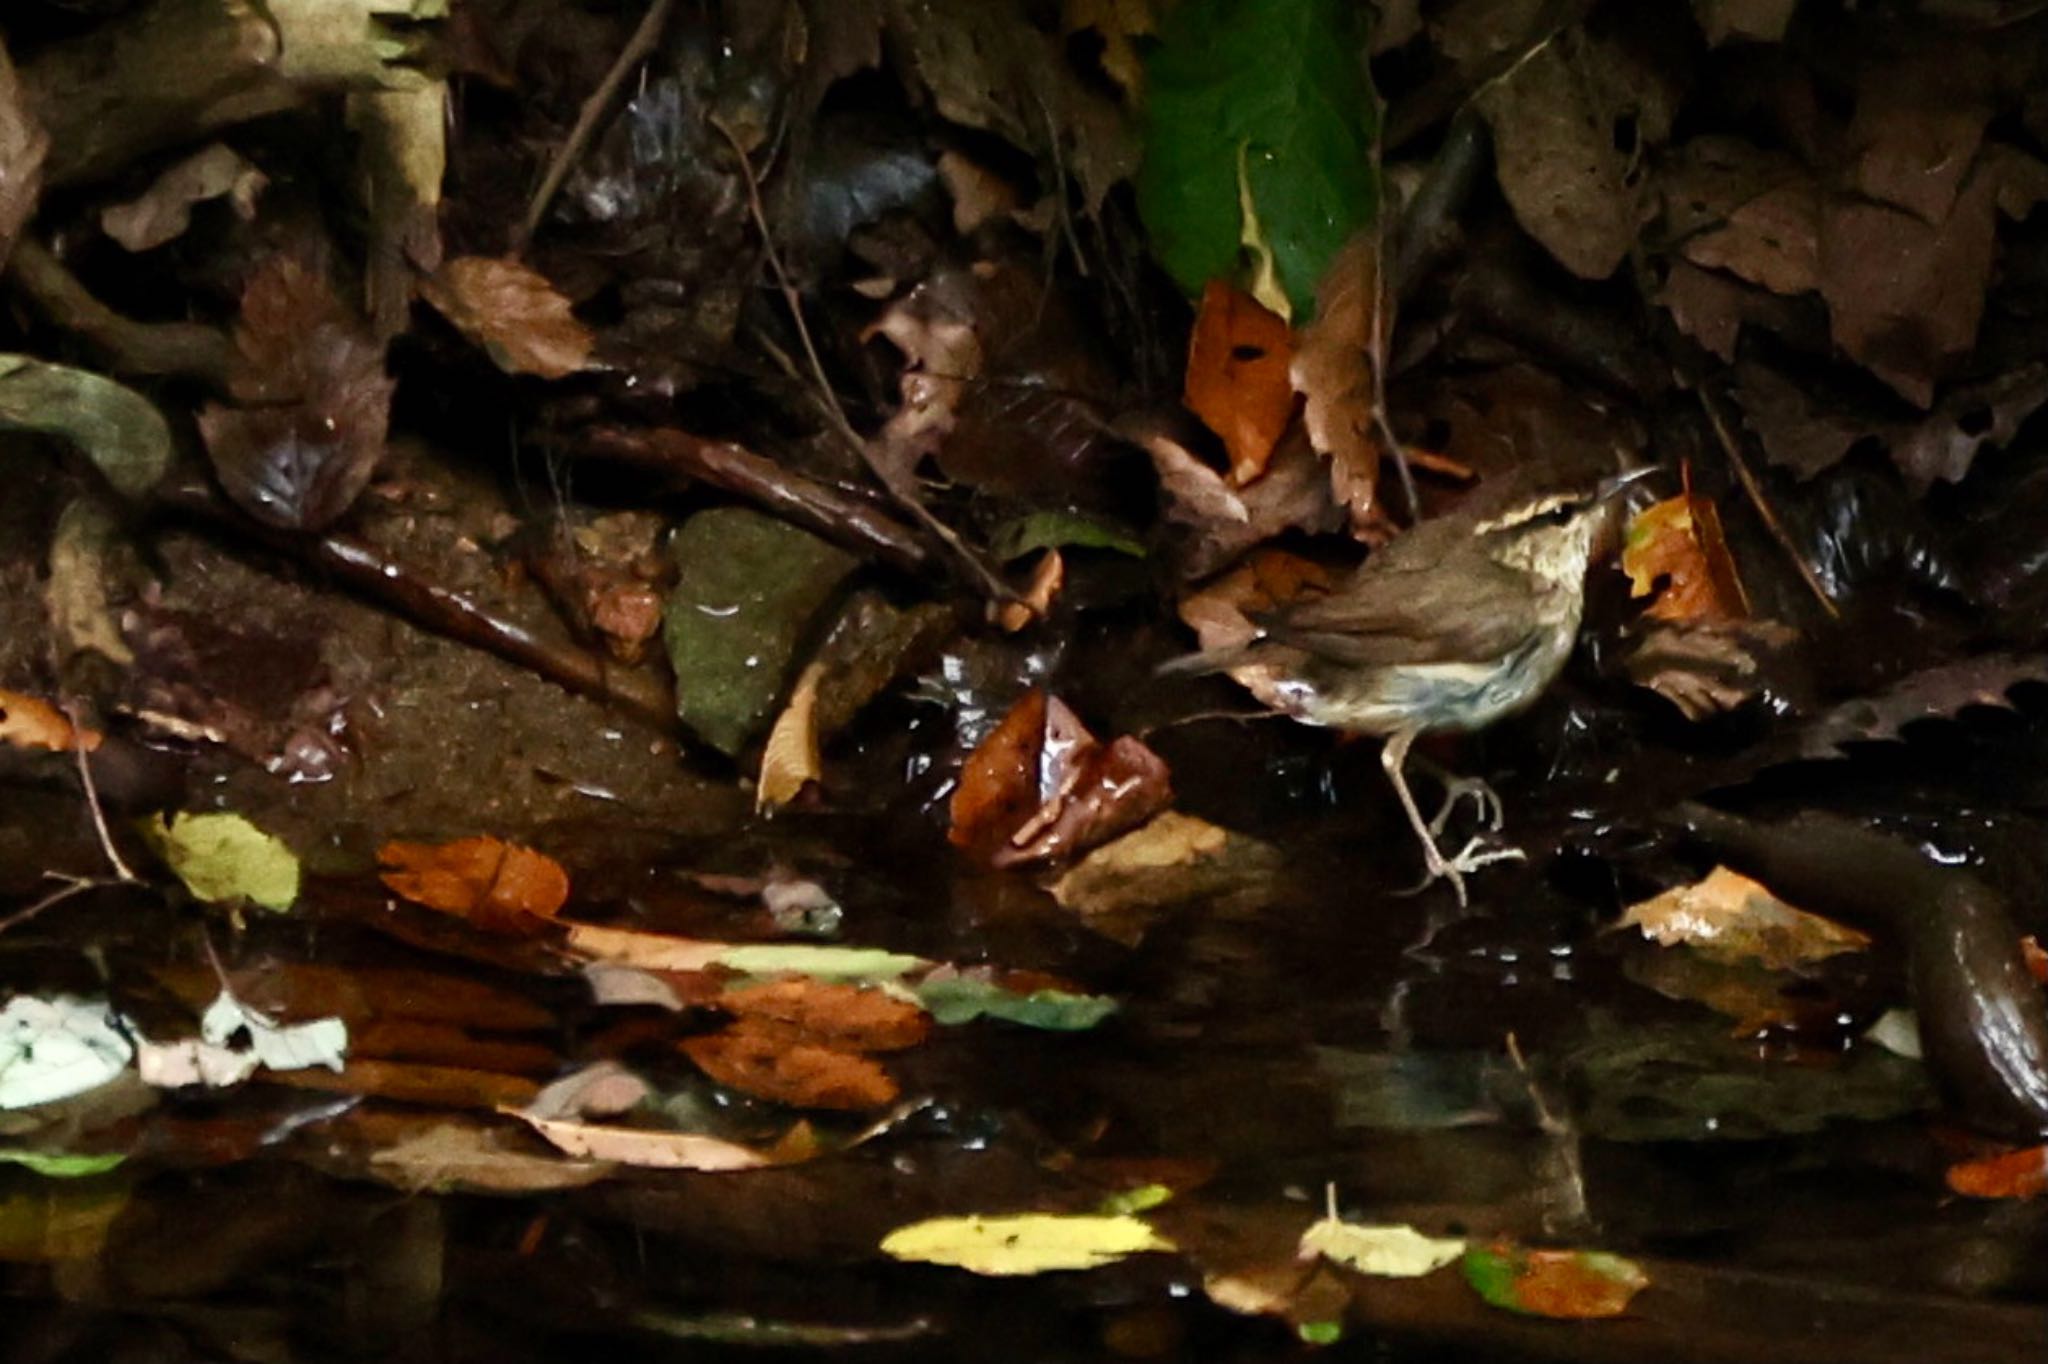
[1154,640,1268,678]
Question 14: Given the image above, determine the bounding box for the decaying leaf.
[100,143,265,252]
[1616,866,1871,971]
[681,1023,900,1111]
[45,499,135,668]
[1290,231,1383,530]
[1184,280,1295,485]
[1623,617,1799,721]
[880,1213,1174,1276]
[1659,138,1819,298]
[366,1119,616,1195]
[0,997,132,1112]
[913,967,1118,1030]
[1462,1242,1650,1319]
[143,811,301,912]
[1945,1144,2048,1200]
[1621,489,1749,622]
[1302,1216,1466,1279]
[0,689,100,753]
[418,255,594,379]
[0,357,172,500]
[719,979,932,1052]
[947,690,1173,869]
[757,660,826,812]
[199,253,394,531]
[135,990,347,1089]
[377,836,569,933]
[504,1061,782,1171]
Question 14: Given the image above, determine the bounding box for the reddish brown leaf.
[719,978,932,1052]
[1184,281,1296,486]
[1463,1242,1650,1319]
[1946,1144,2048,1200]
[2021,935,2048,985]
[949,689,1054,860]
[681,1019,899,1111]
[200,253,393,530]
[419,256,595,379]
[995,735,1173,869]
[1621,489,1749,623]
[378,836,570,934]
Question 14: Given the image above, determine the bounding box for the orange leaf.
[681,1019,899,1111]
[1463,1242,1649,1319]
[948,690,1054,858]
[1946,1144,2048,1200]
[1184,280,1296,486]
[1621,487,1749,623]
[719,979,932,1053]
[378,836,569,934]
[0,690,100,752]
[2021,934,2048,985]
[1290,232,1384,531]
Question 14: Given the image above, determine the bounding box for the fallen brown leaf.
[682,1019,900,1111]
[261,1058,540,1110]
[719,978,932,1052]
[1622,489,1749,622]
[0,689,100,752]
[1290,232,1381,530]
[1185,280,1296,486]
[378,836,571,934]
[1616,865,1870,970]
[757,659,826,812]
[419,255,595,379]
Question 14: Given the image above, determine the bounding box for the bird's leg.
[1407,750,1506,836]
[1382,730,1524,906]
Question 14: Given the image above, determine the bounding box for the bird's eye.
[1527,503,1580,528]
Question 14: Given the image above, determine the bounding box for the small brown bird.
[1167,458,1650,904]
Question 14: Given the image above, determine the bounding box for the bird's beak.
[1593,465,1659,502]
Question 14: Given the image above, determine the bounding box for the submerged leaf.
[1462,1243,1649,1319]
[377,836,569,934]
[143,811,301,911]
[419,255,594,378]
[881,1213,1173,1275]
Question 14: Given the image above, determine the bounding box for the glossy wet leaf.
[663,508,857,755]
[508,1062,784,1171]
[1302,1218,1466,1278]
[1462,1242,1650,1319]
[0,997,132,1111]
[1622,491,1749,623]
[1184,280,1296,484]
[1138,0,1378,319]
[0,357,171,499]
[716,944,929,983]
[880,1213,1173,1276]
[419,255,594,378]
[377,836,569,933]
[1617,866,1871,970]
[914,970,1118,1031]
[143,811,301,912]
[1945,1144,2048,1200]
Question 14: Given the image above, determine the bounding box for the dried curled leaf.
[101,143,266,252]
[1184,281,1295,485]
[757,660,826,812]
[1290,232,1383,531]
[377,836,570,934]
[199,254,394,531]
[419,255,594,379]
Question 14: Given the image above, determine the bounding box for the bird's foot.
[1427,774,1506,837]
[1397,834,1527,907]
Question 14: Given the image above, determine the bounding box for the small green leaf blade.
[0,357,171,499]
[142,811,300,911]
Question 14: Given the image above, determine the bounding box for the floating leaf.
[681,1023,899,1111]
[880,1213,1173,1276]
[419,255,594,378]
[0,997,132,1111]
[143,811,300,912]
[1461,1242,1650,1319]
[377,836,568,933]
[1184,280,1296,484]
[505,1061,789,1171]
[0,356,172,499]
[1302,1218,1466,1278]
[716,944,928,983]
[914,969,1118,1031]
[1138,0,1378,319]
[135,990,347,1088]
[663,508,857,756]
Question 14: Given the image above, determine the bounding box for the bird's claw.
[1396,834,1527,907]
[1426,775,1506,837]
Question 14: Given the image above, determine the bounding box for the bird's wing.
[1254,554,1541,666]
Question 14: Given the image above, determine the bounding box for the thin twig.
[64,701,138,882]
[1698,386,1840,619]
[707,114,1011,603]
[515,0,677,252]
[0,874,100,937]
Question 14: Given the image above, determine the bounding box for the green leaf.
[914,974,1118,1030]
[1462,1243,1650,1319]
[0,356,171,499]
[0,1149,126,1178]
[141,811,300,911]
[1297,1321,1344,1346]
[714,944,929,983]
[1137,0,1379,319]
[663,509,857,756]
[989,511,1146,562]
[880,1213,1173,1275]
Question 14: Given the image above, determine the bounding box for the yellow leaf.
[880,1213,1174,1276]
[1617,865,1870,970]
[758,660,826,811]
[1302,1218,1466,1278]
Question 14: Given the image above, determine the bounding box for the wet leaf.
[1302,1218,1466,1278]
[0,1150,125,1179]
[914,968,1118,1031]
[0,997,132,1111]
[1660,138,1820,298]
[681,1022,900,1111]
[0,357,172,499]
[880,1213,1173,1276]
[757,660,825,812]
[1624,617,1799,720]
[199,254,394,530]
[376,836,569,934]
[1622,490,1749,622]
[1138,0,1379,318]
[717,944,929,983]
[1184,281,1296,484]
[143,811,301,912]
[1617,867,1871,970]
[100,143,265,252]
[1462,1242,1650,1319]
[418,255,594,378]
[507,1062,780,1171]
[366,1120,615,1195]
[663,508,857,755]
[1051,811,1283,943]
[0,689,100,752]
[1794,653,2048,757]
[135,991,347,1089]
[1479,30,1676,279]
[1945,1144,2048,1200]
[719,979,931,1053]
[1290,231,1383,529]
